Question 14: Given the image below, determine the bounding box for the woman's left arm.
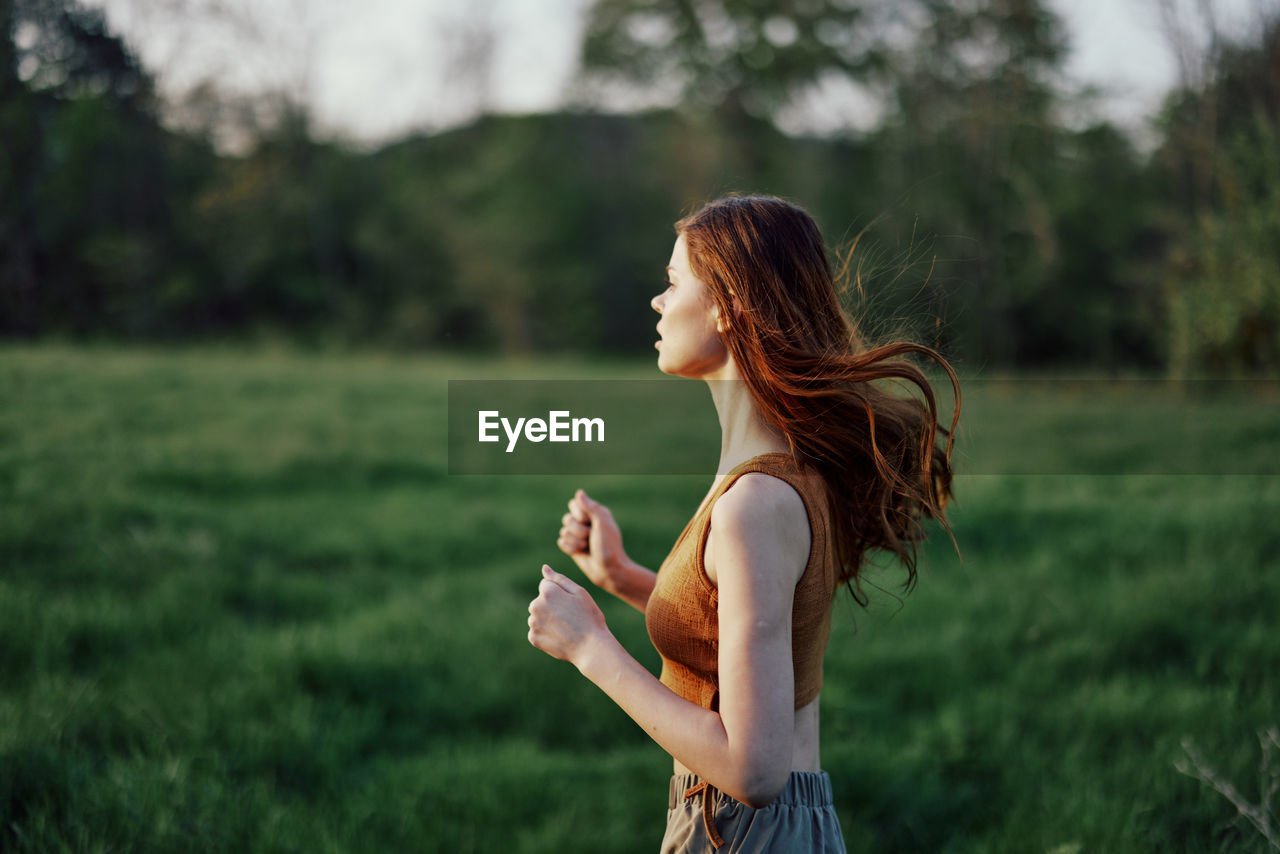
[527,475,808,808]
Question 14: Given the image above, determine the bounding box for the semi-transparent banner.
[447,379,1280,475]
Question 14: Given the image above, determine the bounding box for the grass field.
[2,344,1278,853]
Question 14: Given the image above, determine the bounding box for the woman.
[527,195,959,852]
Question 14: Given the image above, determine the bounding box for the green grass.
[1,344,1277,852]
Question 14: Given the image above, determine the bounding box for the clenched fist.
[527,564,608,666]
[559,491,630,586]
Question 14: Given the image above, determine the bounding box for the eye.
[663,279,675,291]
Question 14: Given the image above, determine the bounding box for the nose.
[651,292,664,313]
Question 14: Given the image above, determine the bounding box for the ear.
[716,293,743,334]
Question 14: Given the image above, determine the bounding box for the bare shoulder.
[713,472,809,532]
[706,472,811,588]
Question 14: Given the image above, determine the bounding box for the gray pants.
[661,772,847,853]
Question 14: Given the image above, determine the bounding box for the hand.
[558,489,630,593]
[527,565,608,666]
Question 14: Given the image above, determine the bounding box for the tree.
[1155,13,1280,375]
[571,0,1153,369]
[0,0,41,333]
[575,0,888,124]
[0,0,173,336]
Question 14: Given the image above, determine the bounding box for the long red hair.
[675,195,960,603]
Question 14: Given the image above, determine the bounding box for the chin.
[656,350,684,377]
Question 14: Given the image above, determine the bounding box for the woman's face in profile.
[651,234,730,379]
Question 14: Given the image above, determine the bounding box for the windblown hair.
[675,194,960,604]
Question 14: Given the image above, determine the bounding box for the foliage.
[1,0,174,336]
[0,0,1278,373]
[576,0,884,120]
[1155,17,1280,376]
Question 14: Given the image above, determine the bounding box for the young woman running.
[527,194,959,852]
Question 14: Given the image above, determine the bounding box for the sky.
[85,0,1271,146]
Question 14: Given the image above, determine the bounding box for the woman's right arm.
[557,490,656,613]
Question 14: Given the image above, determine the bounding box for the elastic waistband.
[668,771,834,810]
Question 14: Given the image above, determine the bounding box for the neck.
[703,359,789,472]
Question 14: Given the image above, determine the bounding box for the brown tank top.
[644,452,838,712]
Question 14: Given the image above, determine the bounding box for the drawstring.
[684,780,726,848]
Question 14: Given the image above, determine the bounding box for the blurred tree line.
[1,0,1277,374]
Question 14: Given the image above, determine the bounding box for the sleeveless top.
[644,452,838,712]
